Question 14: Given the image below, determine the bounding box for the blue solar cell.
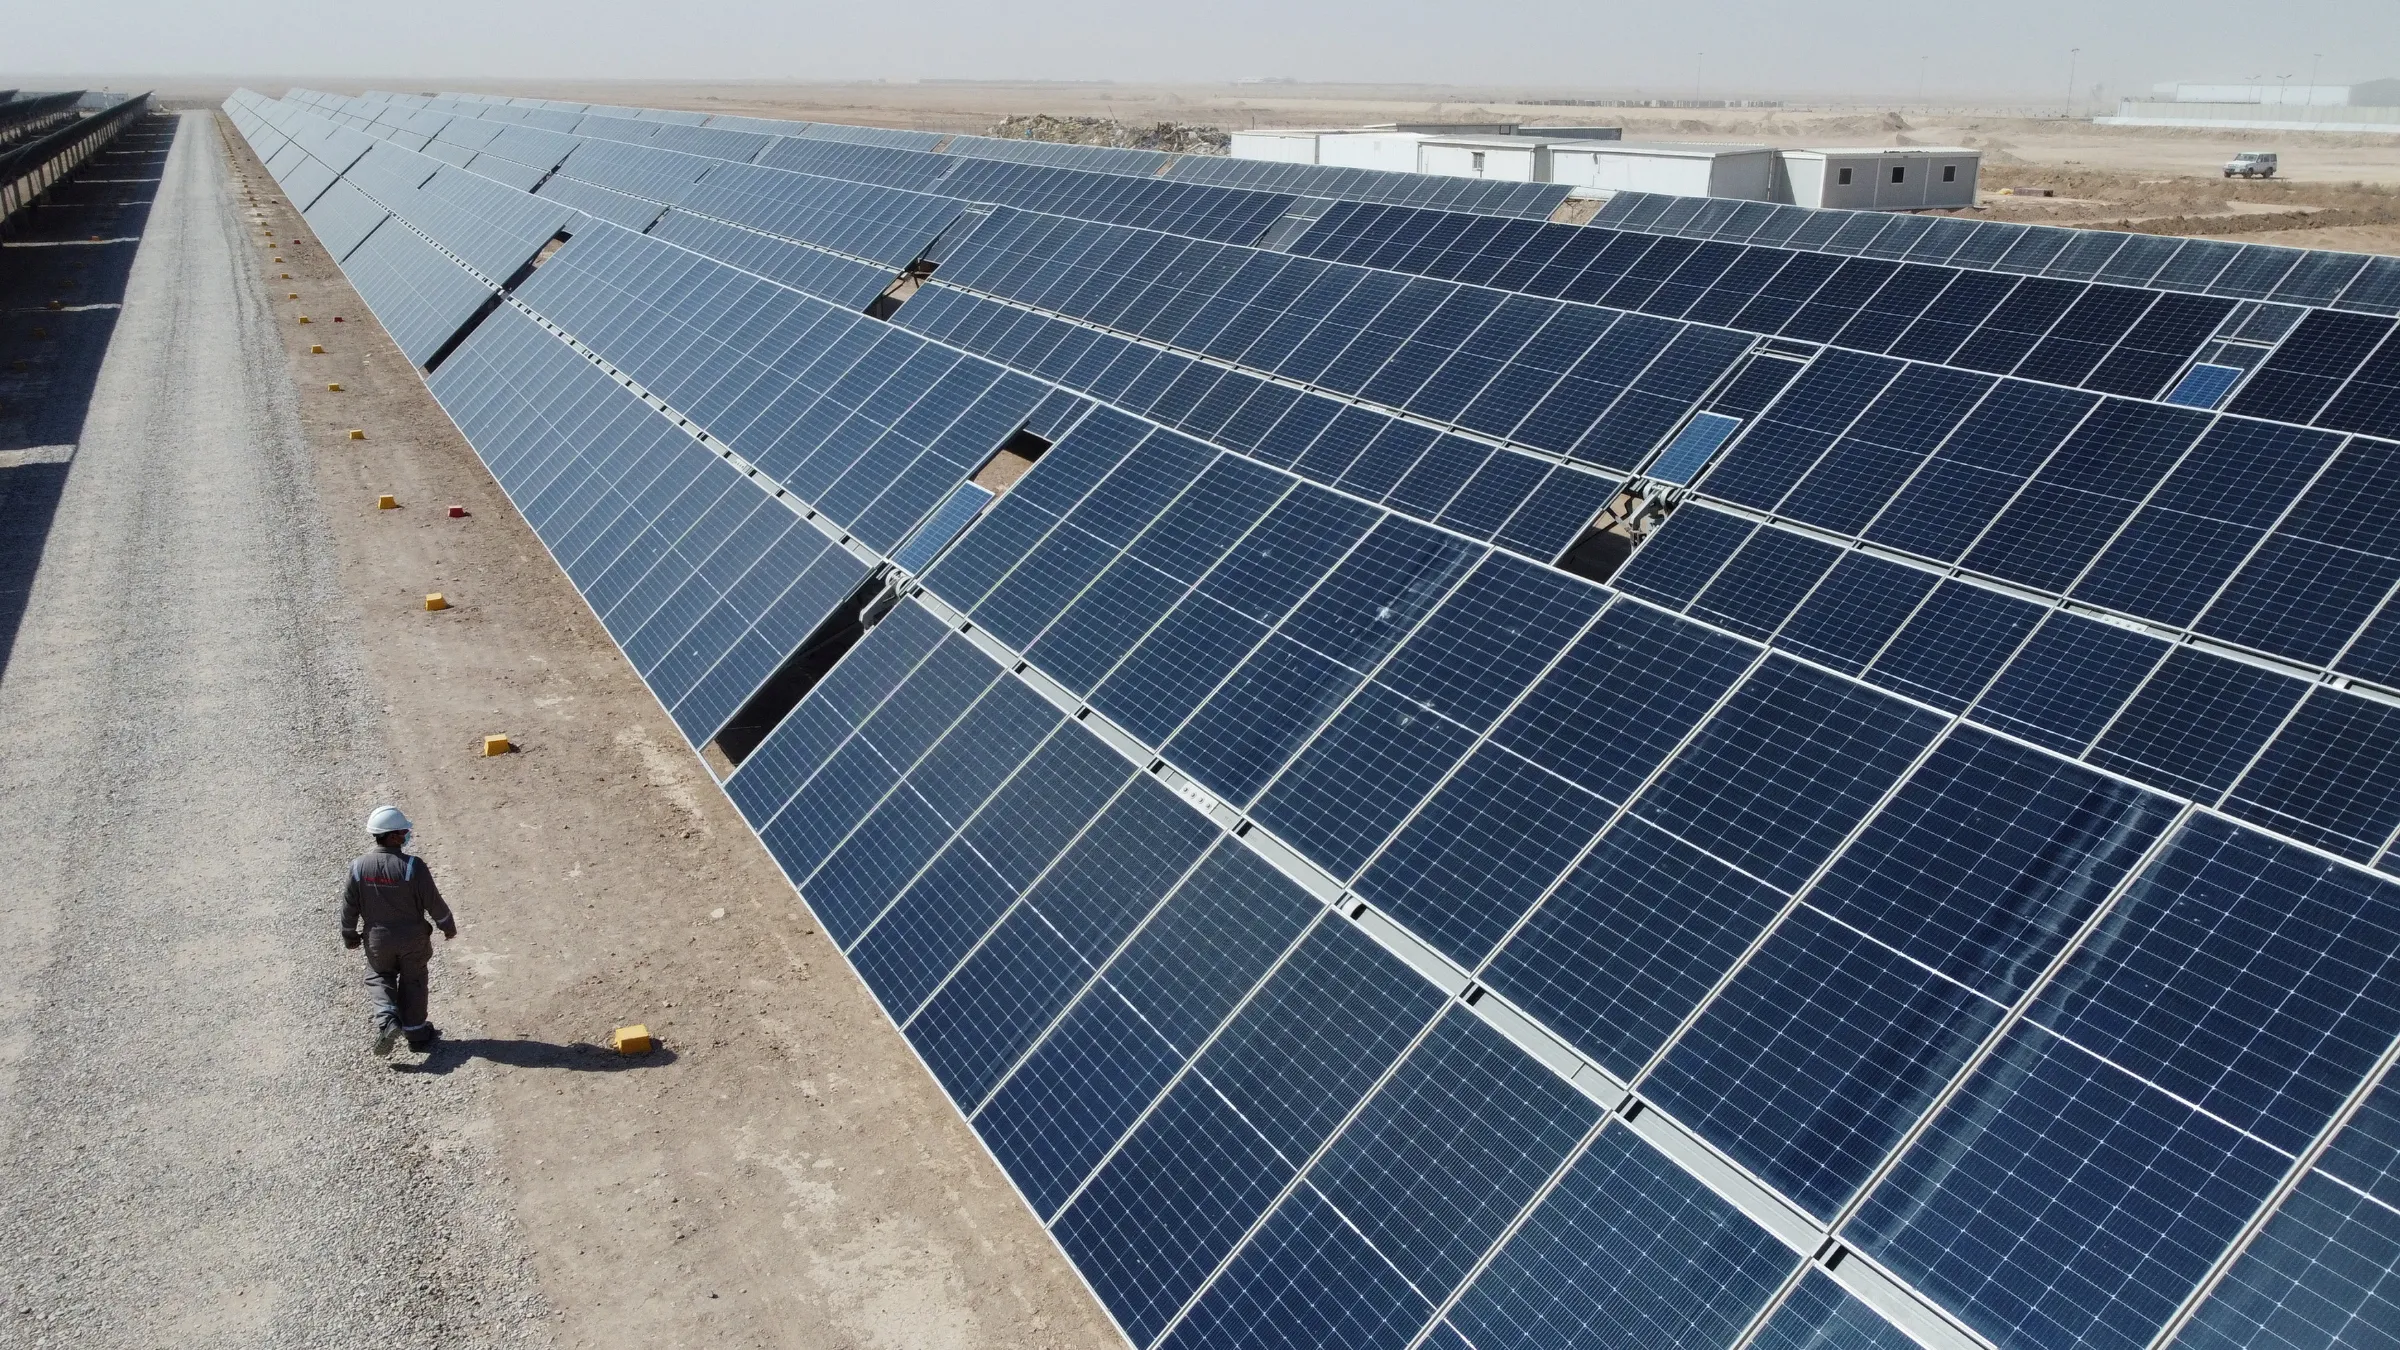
[1051,1074,1299,1346]
[1252,683,1479,880]
[906,902,1097,1103]
[1848,1023,2294,1350]
[2322,1072,2400,1210]
[1776,363,1996,538]
[2087,646,2307,800]
[1688,526,1844,641]
[1023,774,1219,962]
[977,848,1315,1216]
[1373,553,1604,732]
[956,725,1135,890]
[2071,420,2343,628]
[1494,600,1757,807]
[1635,656,1946,893]
[1612,504,1756,608]
[1973,610,2169,756]
[1168,635,1365,806]
[1485,817,1788,1080]
[1310,1010,1600,1300]
[2226,688,2400,862]
[1962,399,2212,594]
[1647,903,2011,1219]
[2176,1168,2400,1350]
[2031,812,2400,1153]
[1641,408,1737,485]
[1865,381,2101,564]
[2199,438,2400,666]
[1195,918,1447,1164]
[1774,553,1941,675]
[1356,744,1618,967]
[1447,1125,1796,1350]
[1159,1184,1431,1350]
[847,839,1022,1018]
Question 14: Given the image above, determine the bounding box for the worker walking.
[341,805,457,1057]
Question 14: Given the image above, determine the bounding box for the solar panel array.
[230,85,2400,1350]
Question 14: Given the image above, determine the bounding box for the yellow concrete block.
[310,344,324,354]
[482,734,512,757]
[296,315,310,324]
[287,292,298,300]
[377,493,398,510]
[281,273,291,279]
[613,1025,654,1054]
[424,593,448,611]
[349,429,365,440]
[327,382,342,392]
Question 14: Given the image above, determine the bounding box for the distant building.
[1776,148,1980,210]
[1228,126,1978,210]
[2099,80,2400,133]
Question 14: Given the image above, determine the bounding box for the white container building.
[1776,148,1980,209]
[1227,127,1979,211]
[1414,135,1549,182]
[1546,142,1778,201]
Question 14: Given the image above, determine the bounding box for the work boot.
[405,1024,441,1051]
[373,1022,400,1058]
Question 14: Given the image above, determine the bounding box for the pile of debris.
[989,114,1229,155]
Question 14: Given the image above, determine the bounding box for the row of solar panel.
[251,88,2400,869]
[338,86,2400,456]
[248,87,2400,892]
[1672,351,2400,675]
[894,283,1626,560]
[930,207,1766,472]
[701,453,2400,1350]
[234,93,2400,1350]
[1283,200,2400,440]
[306,85,1573,220]
[263,92,1646,569]
[1285,201,2255,407]
[306,84,2400,450]
[429,305,875,744]
[1594,188,2400,317]
[343,87,2250,433]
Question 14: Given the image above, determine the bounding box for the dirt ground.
[219,113,1124,1350]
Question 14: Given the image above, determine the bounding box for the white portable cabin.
[1413,135,1547,182]
[1227,129,1324,164]
[1778,148,1979,209]
[1545,142,1778,201]
[1315,132,1429,174]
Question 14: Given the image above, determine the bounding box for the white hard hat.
[366,805,413,835]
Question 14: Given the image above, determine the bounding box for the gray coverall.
[340,845,456,1033]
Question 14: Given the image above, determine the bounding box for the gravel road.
[0,111,552,1349]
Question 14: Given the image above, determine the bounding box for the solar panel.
[233,84,2400,1350]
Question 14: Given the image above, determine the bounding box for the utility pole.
[1918,55,1929,108]
[2064,48,2080,119]
[1694,52,1704,105]
[2309,53,2324,121]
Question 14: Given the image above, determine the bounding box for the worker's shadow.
[392,1037,678,1075]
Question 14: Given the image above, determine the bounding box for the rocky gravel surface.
[0,112,553,1350]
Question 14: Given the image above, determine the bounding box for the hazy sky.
[10,0,2399,100]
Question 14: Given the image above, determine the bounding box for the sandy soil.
[217,112,1123,1350]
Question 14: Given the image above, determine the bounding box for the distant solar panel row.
[296,85,1571,220]
[232,86,2400,1350]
